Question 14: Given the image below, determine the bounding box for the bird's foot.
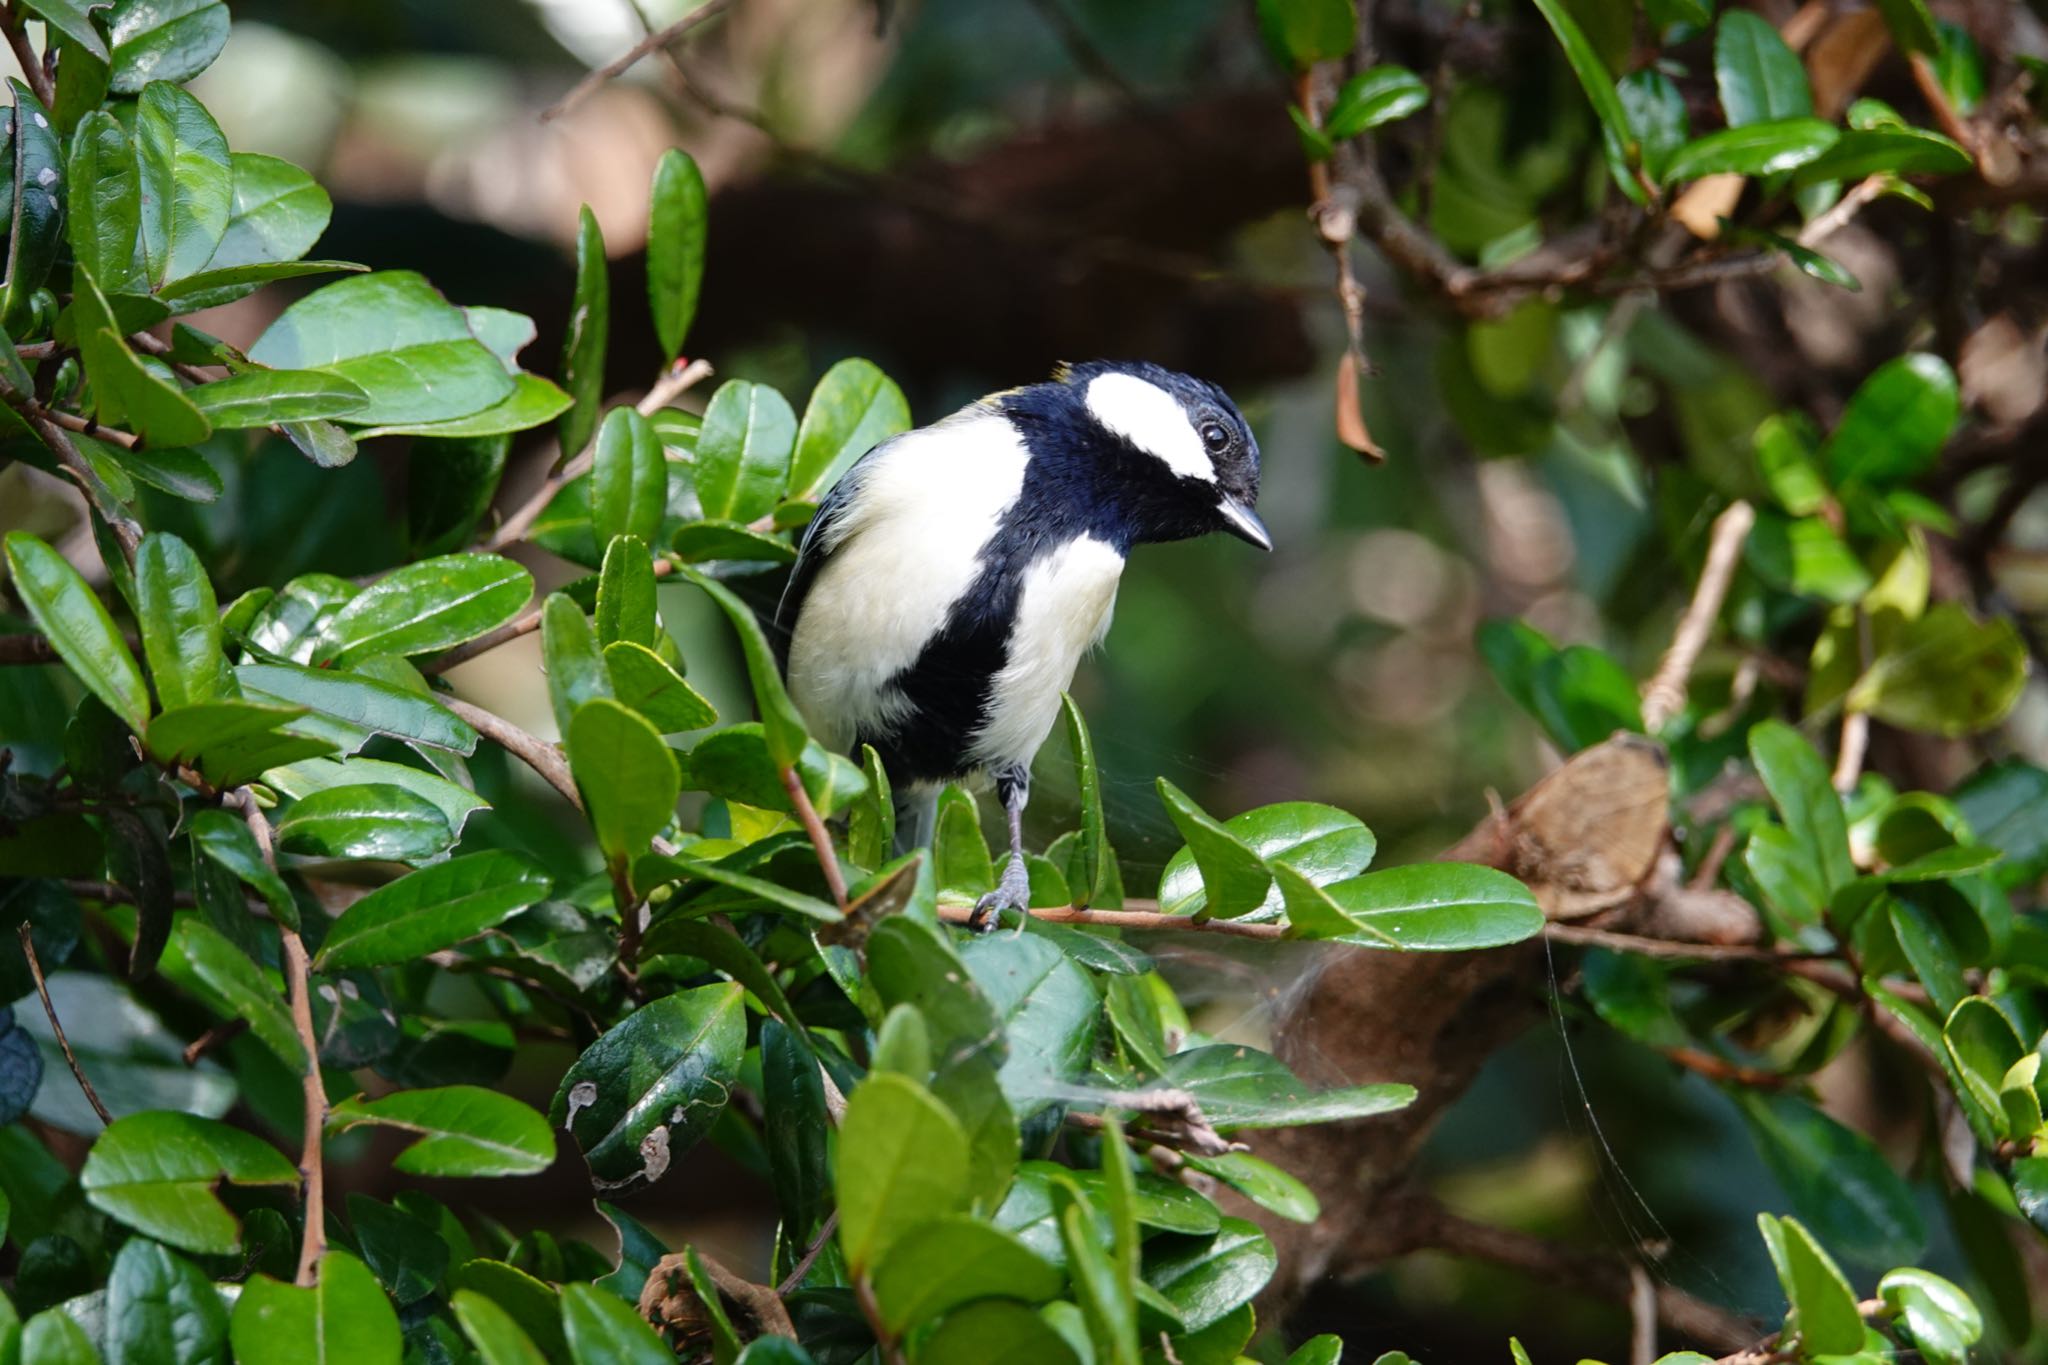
[967,859,1032,934]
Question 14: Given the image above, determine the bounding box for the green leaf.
[316,850,552,969]
[679,727,864,817]
[669,519,798,566]
[835,1071,968,1273]
[1749,720,1854,896]
[759,1018,832,1245]
[231,1251,401,1365]
[684,566,808,768]
[1618,70,1689,182]
[109,0,228,93]
[1184,1151,1319,1223]
[558,205,608,461]
[2,82,66,325]
[637,917,802,1026]
[1158,800,1375,921]
[1531,644,1644,750]
[1156,780,1270,921]
[106,1236,230,1365]
[1159,1045,1414,1131]
[135,531,222,711]
[164,916,303,1068]
[187,808,295,924]
[1953,760,2048,887]
[1870,0,1937,54]
[1736,1093,1924,1267]
[1824,353,1959,486]
[1878,1268,1981,1365]
[5,531,148,732]
[249,272,515,427]
[201,152,334,271]
[542,592,610,739]
[1288,1337,1344,1365]
[135,80,231,286]
[1943,995,2024,1122]
[264,756,485,841]
[1661,118,1838,183]
[1746,511,1871,603]
[351,373,569,441]
[1280,862,1540,950]
[329,1086,554,1177]
[1057,1183,1140,1365]
[871,1215,1061,1334]
[451,1290,547,1365]
[646,148,706,365]
[273,782,454,861]
[237,661,477,755]
[408,432,508,556]
[568,698,680,872]
[1756,1213,1864,1356]
[186,368,368,427]
[1846,604,2025,737]
[80,1111,298,1254]
[594,534,658,648]
[640,849,840,924]
[591,409,665,547]
[919,1302,1079,1365]
[789,358,911,497]
[961,932,1099,1101]
[1325,65,1428,139]
[1143,1217,1276,1335]
[23,0,109,62]
[316,553,531,665]
[696,379,798,524]
[20,1309,99,1364]
[1530,0,1637,178]
[66,109,139,290]
[1253,0,1355,70]
[560,1282,670,1365]
[1057,695,1115,908]
[604,642,716,733]
[549,982,744,1189]
[71,268,211,446]
[1714,10,1812,126]
[933,784,994,897]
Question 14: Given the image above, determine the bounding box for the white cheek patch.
[1085,373,1214,483]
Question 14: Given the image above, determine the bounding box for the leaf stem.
[18,920,113,1126]
[782,765,849,914]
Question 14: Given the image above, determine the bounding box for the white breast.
[786,409,1030,753]
[968,534,1125,772]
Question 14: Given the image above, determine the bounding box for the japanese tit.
[775,360,1268,927]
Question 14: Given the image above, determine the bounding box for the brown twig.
[540,0,735,123]
[776,1209,839,1297]
[37,406,138,450]
[483,358,712,553]
[853,1274,906,1365]
[1545,923,1790,963]
[1832,610,1873,793]
[1629,1263,1657,1365]
[181,1018,249,1067]
[28,413,140,563]
[1658,1045,1790,1090]
[1641,501,1756,731]
[0,3,54,109]
[935,902,1285,940]
[19,921,113,1126]
[782,765,849,914]
[441,697,582,810]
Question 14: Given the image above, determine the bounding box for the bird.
[774,359,1269,928]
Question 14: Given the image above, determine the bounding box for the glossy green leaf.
[542,592,609,739]
[1943,995,2024,1122]
[1158,1045,1414,1131]
[560,1281,670,1365]
[1662,117,1837,183]
[934,784,994,897]
[1530,0,1636,177]
[760,1017,832,1246]
[329,1086,553,1177]
[186,368,368,426]
[105,1236,229,1365]
[835,1071,968,1273]
[1825,354,1959,486]
[317,850,552,969]
[316,553,530,665]
[568,698,680,872]
[249,272,515,427]
[1870,0,1938,54]
[789,358,911,497]
[19,1309,98,1364]
[696,379,798,524]
[3,81,66,325]
[66,109,138,289]
[1185,1151,1318,1223]
[1714,10,1812,126]
[548,983,744,1188]
[1618,70,1688,182]
[595,534,658,648]
[1749,720,1854,896]
[109,0,228,93]
[1142,1217,1276,1335]
[604,642,716,733]
[1253,0,1354,70]
[918,1302,1079,1365]
[1059,694,1116,908]
[24,0,110,62]
[273,782,454,861]
[871,1215,1061,1334]
[164,916,302,1068]
[187,808,294,924]
[1281,862,1542,950]
[668,518,798,565]
[684,566,808,768]
[452,1290,548,1365]
[352,372,569,441]
[135,79,230,285]
[264,756,485,840]
[1325,65,1428,139]
[408,432,509,556]
[1158,798,1374,921]
[961,932,1098,1100]
[231,1251,400,1365]
[237,661,476,755]
[1846,604,2025,737]
[640,849,840,924]
[680,726,864,817]
[591,410,665,547]
[1288,1337,1344,1365]
[71,268,211,446]
[201,151,330,271]
[6,531,148,732]
[135,531,222,710]
[1156,780,1269,921]
[646,148,706,364]
[558,205,608,460]
[80,1111,297,1254]
[1756,1213,1864,1356]
[1058,1183,1140,1365]
[1878,1268,1981,1365]
[638,916,801,1026]
[1736,1093,1923,1267]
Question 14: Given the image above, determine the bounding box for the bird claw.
[967,862,1032,934]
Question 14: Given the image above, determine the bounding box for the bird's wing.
[771,435,894,673]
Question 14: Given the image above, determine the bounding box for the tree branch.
[18,921,113,1126]
[1641,501,1755,732]
[782,766,849,914]
[540,0,734,124]
[441,697,582,811]
[934,901,1285,940]
[0,3,54,109]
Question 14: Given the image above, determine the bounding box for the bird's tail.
[891,786,938,858]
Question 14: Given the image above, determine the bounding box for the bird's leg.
[969,765,1032,933]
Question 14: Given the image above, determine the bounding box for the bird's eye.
[1200,422,1229,452]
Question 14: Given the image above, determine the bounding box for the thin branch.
[442,697,582,810]
[1832,610,1873,793]
[36,406,138,450]
[29,413,140,563]
[181,1018,249,1067]
[782,766,848,914]
[483,358,712,553]
[0,3,54,109]
[1545,923,1791,963]
[775,1209,839,1297]
[1658,1045,1790,1091]
[936,902,1285,940]
[540,0,734,123]
[1641,500,1755,731]
[853,1274,906,1365]
[1629,1263,1657,1365]
[19,921,113,1126]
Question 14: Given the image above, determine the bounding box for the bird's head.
[1018,360,1270,551]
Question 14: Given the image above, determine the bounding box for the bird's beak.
[1217,497,1272,551]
